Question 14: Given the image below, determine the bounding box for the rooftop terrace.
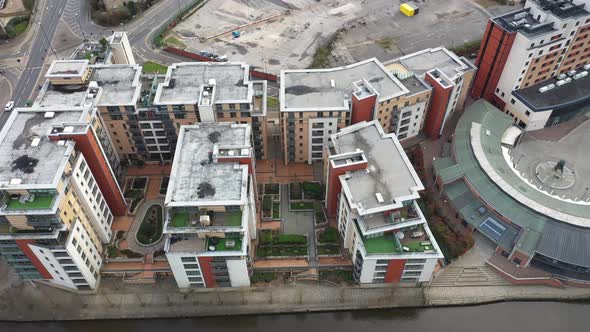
[92,64,142,106]
[390,47,474,82]
[154,62,251,105]
[0,110,79,187]
[165,123,251,206]
[331,121,423,213]
[281,58,408,112]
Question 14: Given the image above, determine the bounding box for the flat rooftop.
[392,47,473,81]
[0,110,79,187]
[153,62,251,105]
[530,0,589,19]
[92,65,142,106]
[493,8,556,38]
[34,83,89,110]
[281,58,408,112]
[512,68,590,111]
[332,121,423,213]
[165,123,251,206]
[46,60,89,77]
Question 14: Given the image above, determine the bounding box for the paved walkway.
[3,272,590,321]
[279,184,318,265]
[125,199,166,255]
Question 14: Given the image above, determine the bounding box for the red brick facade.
[470,21,516,104]
[351,94,377,125]
[197,256,217,288]
[384,259,406,283]
[325,161,368,217]
[15,240,53,279]
[423,72,453,138]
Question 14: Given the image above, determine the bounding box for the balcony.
[206,236,242,252]
[362,225,436,255]
[168,211,242,228]
[359,202,422,232]
[2,194,57,213]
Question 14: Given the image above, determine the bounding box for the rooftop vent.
[228,150,235,156]
[57,140,66,146]
[64,126,74,133]
[375,193,384,204]
[240,148,249,156]
[485,130,491,136]
[330,79,335,88]
[9,178,22,185]
[538,84,555,93]
[573,71,588,80]
[208,79,216,86]
[44,112,55,119]
[31,137,41,147]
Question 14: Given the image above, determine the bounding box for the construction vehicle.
[400,3,420,17]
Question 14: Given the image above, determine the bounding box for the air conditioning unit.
[199,215,211,226]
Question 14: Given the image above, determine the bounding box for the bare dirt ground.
[172,0,517,72]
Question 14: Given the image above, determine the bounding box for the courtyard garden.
[259,183,281,220]
[288,181,324,212]
[256,230,308,258]
[136,204,164,246]
[317,227,341,256]
[124,177,148,213]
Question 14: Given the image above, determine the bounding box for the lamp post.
[38,22,57,57]
[75,14,86,40]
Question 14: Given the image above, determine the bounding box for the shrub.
[302,182,323,200]
[319,227,338,243]
[23,0,36,11]
[251,272,278,283]
[259,230,273,245]
[275,234,307,245]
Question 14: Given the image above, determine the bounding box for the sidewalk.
[2,273,590,321]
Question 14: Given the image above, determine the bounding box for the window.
[181,257,196,263]
[510,98,515,105]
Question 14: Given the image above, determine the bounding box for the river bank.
[2,301,590,332]
[1,276,590,321]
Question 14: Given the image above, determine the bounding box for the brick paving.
[256,160,314,183]
[127,165,172,176]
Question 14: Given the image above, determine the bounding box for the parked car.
[4,101,14,112]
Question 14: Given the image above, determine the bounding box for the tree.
[126,1,138,16]
[99,37,108,51]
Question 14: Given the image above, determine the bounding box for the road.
[1,0,200,110]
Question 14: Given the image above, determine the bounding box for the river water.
[1,301,586,332]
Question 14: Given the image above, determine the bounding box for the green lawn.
[266,96,279,108]
[143,61,168,74]
[136,205,163,245]
[403,240,430,252]
[6,195,54,210]
[319,227,338,243]
[171,212,189,227]
[226,211,242,226]
[318,244,340,255]
[290,202,314,211]
[164,36,186,48]
[208,237,242,251]
[364,235,400,254]
[13,21,29,35]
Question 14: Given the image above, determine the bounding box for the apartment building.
[0,106,122,291]
[163,123,257,289]
[385,48,476,138]
[280,49,474,164]
[324,121,443,284]
[88,61,269,163]
[471,0,590,127]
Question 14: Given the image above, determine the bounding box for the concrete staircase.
[430,265,510,287]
